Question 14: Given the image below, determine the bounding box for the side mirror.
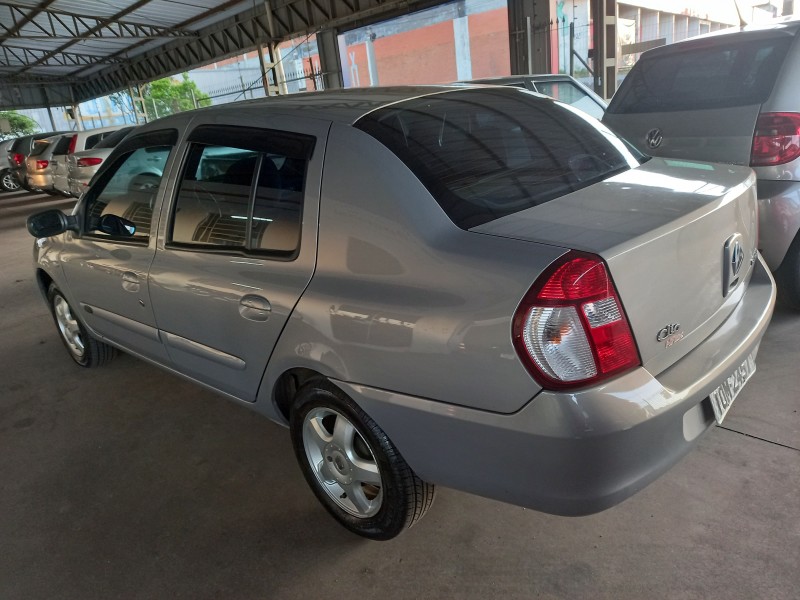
[98,214,136,237]
[26,210,78,238]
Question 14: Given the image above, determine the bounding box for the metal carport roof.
[0,0,438,110]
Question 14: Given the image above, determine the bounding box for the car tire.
[0,169,20,192]
[290,378,435,540]
[47,283,116,367]
[774,231,800,309]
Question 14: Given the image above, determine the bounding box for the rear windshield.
[355,88,640,229]
[30,140,50,157]
[608,36,792,114]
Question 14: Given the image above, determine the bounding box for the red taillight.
[35,160,49,170]
[750,112,800,167]
[76,157,103,167]
[512,252,640,390]
[67,134,77,155]
[12,153,24,166]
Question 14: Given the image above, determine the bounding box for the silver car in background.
[0,138,21,192]
[66,126,136,197]
[27,87,775,540]
[603,20,800,308]
[47,125,125,196]
[25,134,69,194]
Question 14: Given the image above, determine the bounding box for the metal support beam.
[507,0,553,75]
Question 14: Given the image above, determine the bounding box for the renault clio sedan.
[27,87,775,540]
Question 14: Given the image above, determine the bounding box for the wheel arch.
[271,367,329,425]
[35,268,54,301]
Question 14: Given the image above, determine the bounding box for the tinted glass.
[608,36,791,114]
[30,140,50,157]
[95,126,135,149]
[83,146,172,241]
[53,136,72,155]
[534,81,604,119]
[85,133,103,150]
[170,141,306,255]
[356,88,639,228]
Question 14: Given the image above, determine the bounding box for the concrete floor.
[1,188,799,600]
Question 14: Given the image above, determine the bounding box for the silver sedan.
[27,86,775,540]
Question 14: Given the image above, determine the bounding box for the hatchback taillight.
[12,153,24,166]
[751,112,800,167]
[76,157,103,167]
[35,160,49,170]
[512,252,640,390]
[67,134,77,155]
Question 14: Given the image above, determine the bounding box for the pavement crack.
[718,426,800,453]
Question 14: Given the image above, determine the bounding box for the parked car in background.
[47,125,125,196]
[0,138,20,192]
[603,20,800,308]
[49,134,79,196]
[8,131,68,190]
[26,87,774,540]
[65,125,136,197]
[25,134,69,195]
[462,74,607,119]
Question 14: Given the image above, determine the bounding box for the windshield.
[356,88,640,229]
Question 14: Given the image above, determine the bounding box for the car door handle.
[239,294,271,321]
[121,271,140,293]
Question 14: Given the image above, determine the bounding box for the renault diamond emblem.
[731,240,744,277]
[722,233,744,297]
[646,128,663,149]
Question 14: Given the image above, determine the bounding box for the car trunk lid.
[472,158,759,376]
[603,106,759,165]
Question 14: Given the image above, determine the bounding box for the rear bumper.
[337,256,776,515]
[28,172,54,190]
[756,179,800,270]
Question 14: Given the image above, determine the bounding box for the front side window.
[169,130,311,257]
[83,145,172,241]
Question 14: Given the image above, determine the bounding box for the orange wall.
[469,8,511,78]
[343,7,510,87]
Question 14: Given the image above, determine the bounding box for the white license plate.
[709,353,756,424]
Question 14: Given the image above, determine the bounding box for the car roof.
[642,18,800,58]
[138,86,490,129]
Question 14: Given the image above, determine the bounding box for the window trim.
[77,128,178,244]
[165,129,314,261]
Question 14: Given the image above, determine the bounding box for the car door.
[147,119,327,401]
[58,128,178,363]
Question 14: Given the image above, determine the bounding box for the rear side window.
[608,36,792,114]
[169,129,312,257]
[356,88,639,229]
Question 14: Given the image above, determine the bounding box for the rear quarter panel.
[259,123,567,415]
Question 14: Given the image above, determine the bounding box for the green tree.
[142,74,211,118]
[0,111,39,140]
